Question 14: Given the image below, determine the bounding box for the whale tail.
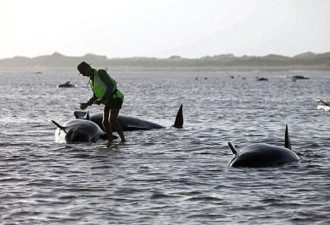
[228,142,238,155]
[173,104,183,128]
[285,125,291,150]
[51,120,67,133]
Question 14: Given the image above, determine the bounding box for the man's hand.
[80,103,89,110]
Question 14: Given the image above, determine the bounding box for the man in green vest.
[77,61,126,146]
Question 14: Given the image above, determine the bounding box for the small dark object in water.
[291,75,309,81]
[257,77,268,81]
[57,81,77,88]
[316,99,329,106]
[316,99,330,111]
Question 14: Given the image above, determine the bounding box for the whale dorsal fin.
[74,111,87,119]
[51,120,67,133]
[228,142,238,155]
[285,124,292,150]
[316,99,329,106]
[173,104,183,128]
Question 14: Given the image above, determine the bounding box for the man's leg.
[102,108,113,143]
[110,109,126,142]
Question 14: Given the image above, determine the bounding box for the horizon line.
[1,50,329,61]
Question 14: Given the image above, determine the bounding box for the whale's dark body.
[51,119,107,143]
[57,81,77,88]
[74,105,183,131]
[228,125,300,168]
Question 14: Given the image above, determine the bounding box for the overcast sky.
[1,0,329,59]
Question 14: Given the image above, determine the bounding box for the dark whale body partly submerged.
[51,119,108,143]
[228,125,300,168]
[74,104,183,131]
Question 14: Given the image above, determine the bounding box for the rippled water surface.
[0,70,329,224]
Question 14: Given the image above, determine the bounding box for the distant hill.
[0,51,329,71]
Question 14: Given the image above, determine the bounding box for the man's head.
[77,62,92,77]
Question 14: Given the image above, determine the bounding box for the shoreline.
[0,65,329,72]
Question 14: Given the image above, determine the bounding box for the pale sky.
[0,0,329,59]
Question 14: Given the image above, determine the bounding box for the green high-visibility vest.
[89,70,123,100]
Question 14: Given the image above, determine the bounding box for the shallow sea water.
[0,70,329,224]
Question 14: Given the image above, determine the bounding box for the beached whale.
[74,104,183,131]
[51,119,109,143]
[228,125,300,167]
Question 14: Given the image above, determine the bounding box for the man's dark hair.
[77,61,91,74]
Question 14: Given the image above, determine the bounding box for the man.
[77,62,125,146]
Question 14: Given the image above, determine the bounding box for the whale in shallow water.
[74,104,184,131]
[228,125,300,168]
[57,81,77,88]
[51,119,109,143]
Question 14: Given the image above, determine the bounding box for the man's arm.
[86,93,97,105]
[80,93,97,110]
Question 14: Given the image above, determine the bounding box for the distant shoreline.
[0,52,329,71]
[0,66,329,72]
